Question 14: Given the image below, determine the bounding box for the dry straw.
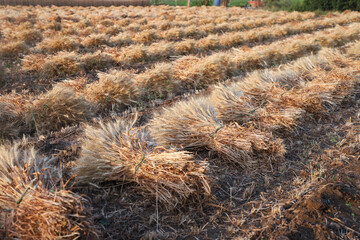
[17,29,42,44]
[38,36,79,53]
[81,33,108,47]
[211,48,359,132]
[80,51,114,72]
[0,143,94,240]
[86,70,138,112]
[345,40,360,58]
[74,116,210,208]
[24,85,93,134]
[0,103,20,138]
[149,97,285,169]
[173,53,233,89]
[133,29,157,44]
[117,44,148,64]
[22,54,47,72]
[41,51,84,78]
[135,62,180,98]
[0,41,29,58]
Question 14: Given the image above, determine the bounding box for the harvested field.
[1,5,360,240]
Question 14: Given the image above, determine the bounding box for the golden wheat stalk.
[0,143,94,239]
[74,116,210,208]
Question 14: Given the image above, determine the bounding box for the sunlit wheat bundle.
[210,83,259,124]
[219,32,243,47]
[196,35,220,51]
[117,44,148,64]
[99,19,114,27]
[81,51,115,72]
[109,33,132,47]
[200,23,216,33]
[60,27,78,36]
[149,97,285,169]
[149,97,221,149]
[75,19,92,29]
[22,54,47,72]
[126,22,141,32]
[148,41,174,59]
[345,41,360,58]
[250,103,305,131]
[183,25,201,38]
[174,53,233,89]
[209,123,285,169]
[38,35,79,53]
[0,143,93,240]
[158,21,171,30]
[163,27,184,41]
[81,33,108,47]
[55,77,88,96]
[41,51,84,78]
[103,25,122,36]
[17,29,42,44]
[116,18,130,27]
[24,85,93,134]
[133,29,157,44]
[86,70,138,112]
[0,41,28,58]
[74,116,210,208]
[173,39,196,54]
[278,65,358,114]
[78,26,93,37]
[141,23,157,31]
[316,48,356,69]
[135,62,179,98]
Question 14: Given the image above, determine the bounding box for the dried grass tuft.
[0,102,20,138]
[196,35,220,50]
[0,143,94,240]
[345,41,360,58]
[86,70,138,112]
[38,36,79,53]
[41,51,83,78]
[133,29,157,44]
[163,27,184,41]
[74,116,210,208]
[81,51,114,72]
[17,29,42,44]
[149,97,285,169]
[109,33,132,47]
[148,41,174,59]
[24,85,93,134]
[117,44,148,64]
[174,39,196,55]
[81,33,108,47]
[135,63,179,97]
[22,54,47,72]
[149,97,220,149]
[209,123,285,169]
[174,53,233,88]
[0,41,28,58]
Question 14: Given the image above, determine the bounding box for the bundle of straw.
[0,143,93,239]
[74,116,210,208]
[149,98,285,170]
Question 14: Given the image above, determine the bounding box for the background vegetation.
[265,0,360,11]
